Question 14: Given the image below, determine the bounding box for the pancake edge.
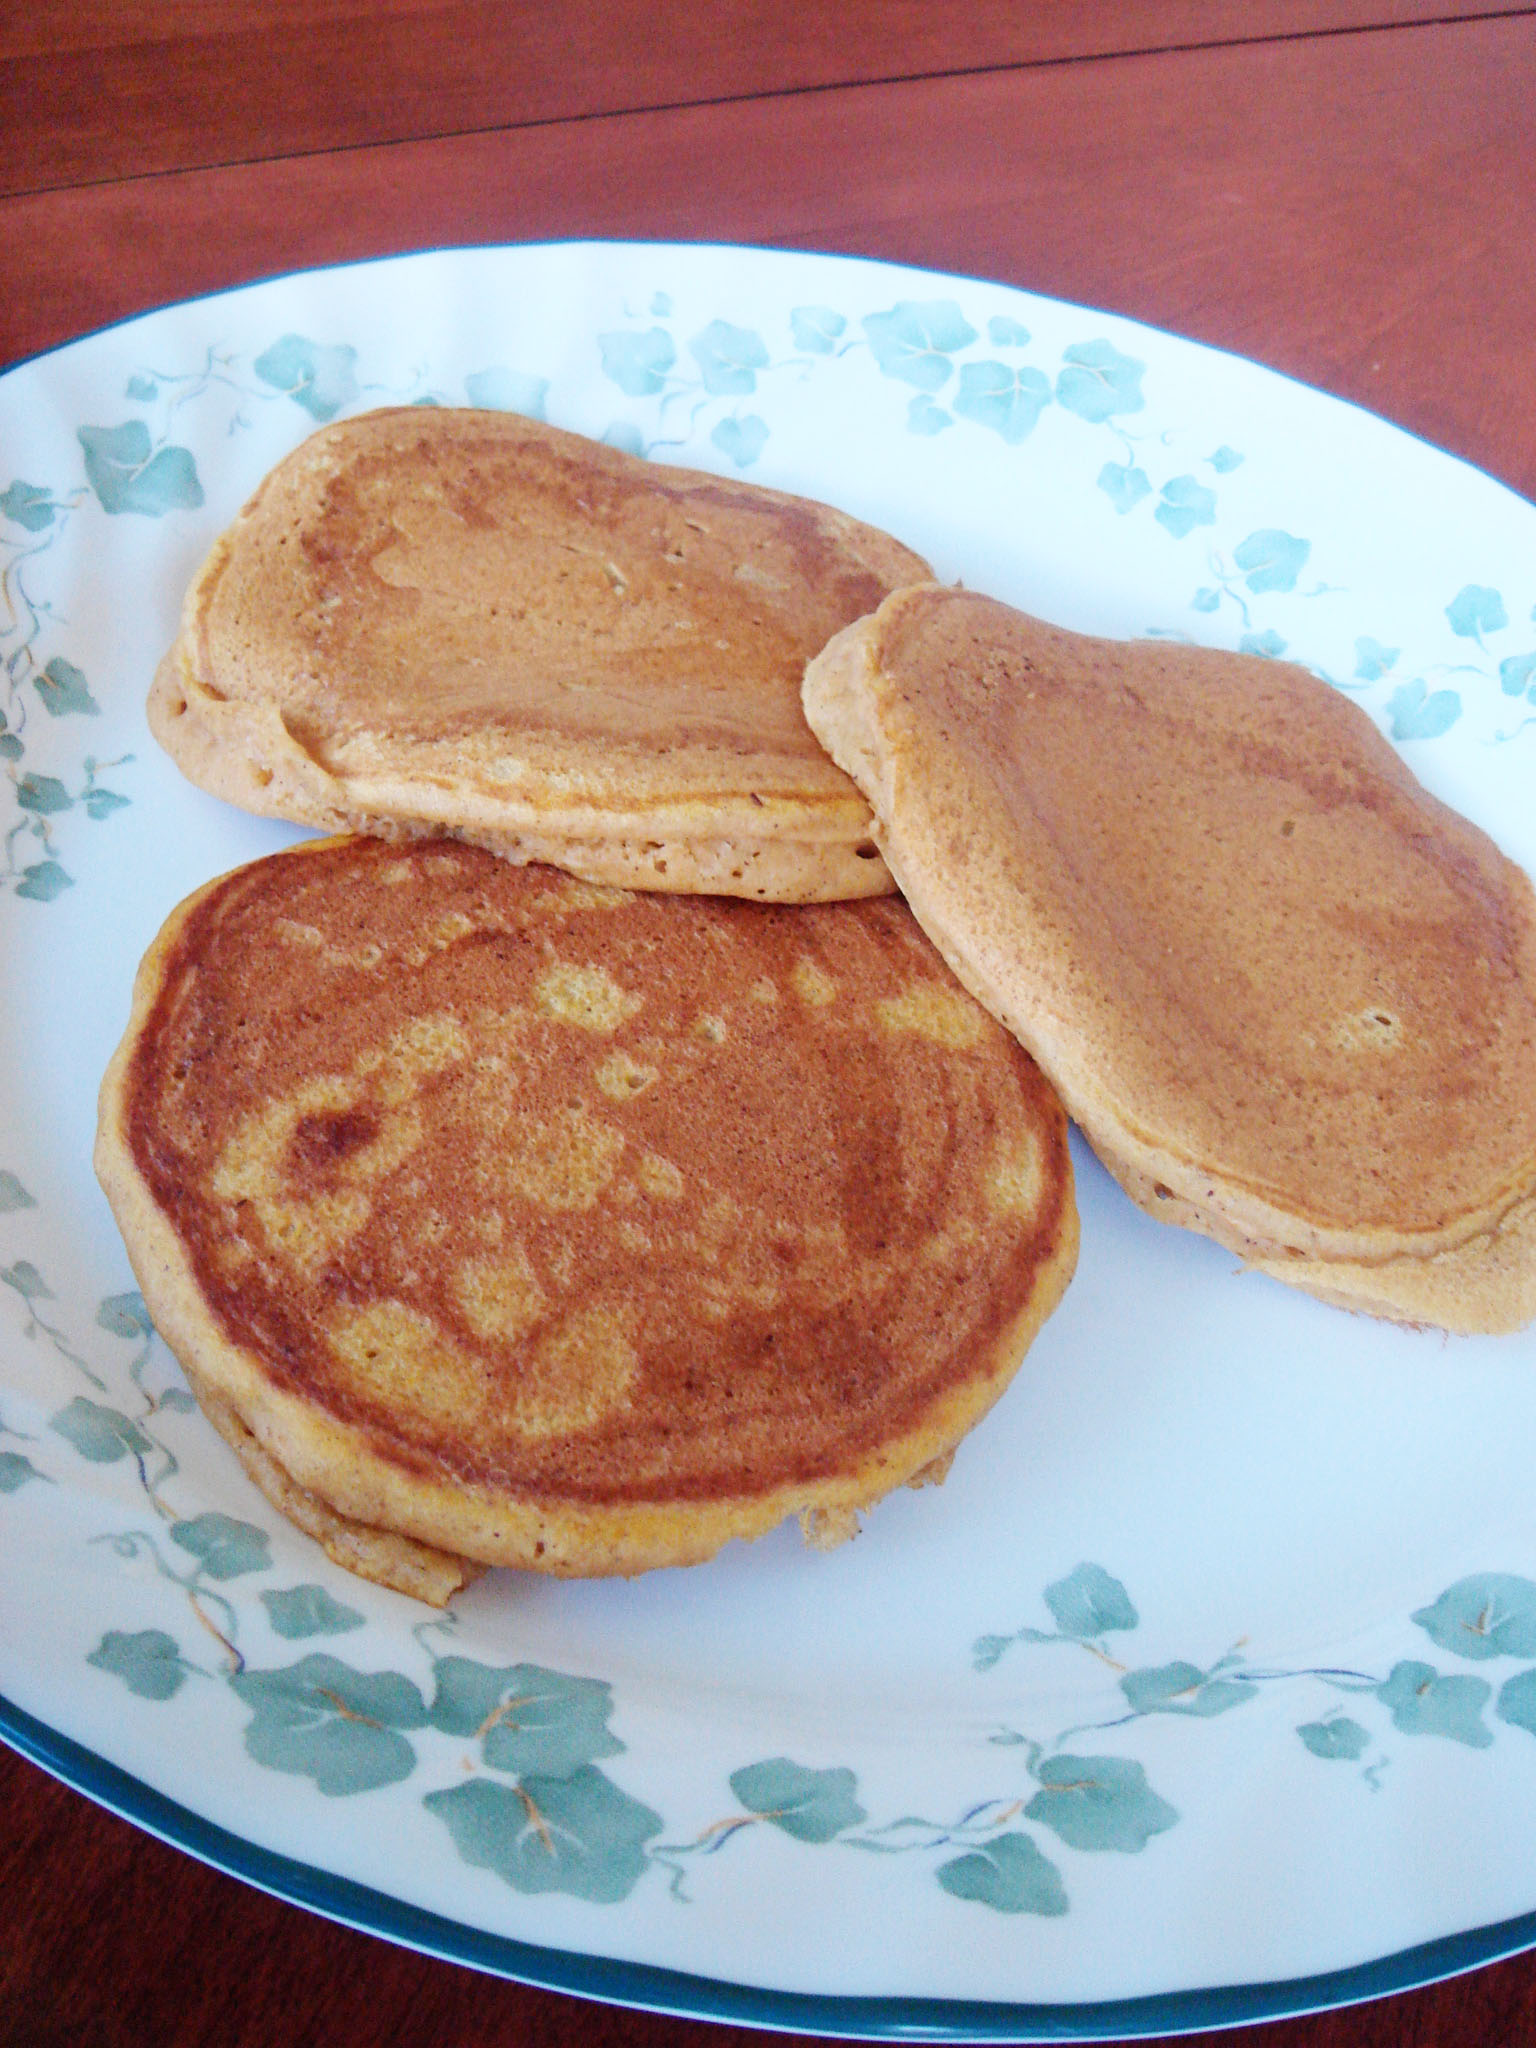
[94,842,1081,1580]
[802,594,1536,1321]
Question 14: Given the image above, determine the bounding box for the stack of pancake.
[99,407,1535,1603]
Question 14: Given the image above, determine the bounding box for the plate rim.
[8,1687,1536,2042]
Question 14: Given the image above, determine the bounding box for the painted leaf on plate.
[730,1758,866,1842]
[936,1831,1068,1916]
[425,1767,662,1902]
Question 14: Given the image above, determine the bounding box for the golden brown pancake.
[803,584,1536,1333]
[96,836,1078,1598]
[149,407,931,901]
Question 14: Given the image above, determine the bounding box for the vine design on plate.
[1,470,138,903]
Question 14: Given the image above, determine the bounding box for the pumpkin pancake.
[96,836,1078,1598]
[149,407,930,901]
[803,584,1536,1333]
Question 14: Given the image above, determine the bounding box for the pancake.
[149,406,931,901]
[96,835,1078,1598]
[803,584,1536,1333]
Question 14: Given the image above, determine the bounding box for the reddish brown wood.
[3,15,1533,503]
[2,0,1531,196]
[3,1741,1536,2046]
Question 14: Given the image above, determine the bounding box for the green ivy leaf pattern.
[1496,1669,1536,1736]
[16,773,72,815]
[425,1768,662,1902]
[252,336,360,422]
[87,1628,188,1701]
[598,328,676,396]
[1238,629,1287,658]
[1298,1717,1370,1761]
[1098,461,1151,515]
[0,1172,37,1213]
[1354,636,1399,680]
[1387,679,1461,741]
[1154,476,1217,540]
[1376,1661,1493,1747]
[261,1584,366,1639]
[987,315,1032,347]
[1445,583,1507,643]
[95,1292,153,1339]
[77,423,204,516]
[729,1759,866,1843]
[463,367,549,418]
[862,301,978,392]
[689,321,769,396]
[1121,1662,1257,1718]
[3,1260,53,1300]
[906,396,953,436]
[1498,652,1536,699]
[1045,1563,1139,1639]
[1412,1575,1536,1661]
[1232,528,1310,594]
[169,1512,272,1580]
[790,305,845,354]
[937,1831,1068,1916]
[14,862,72,902]
[953,361,1051,443]
[0,1449,44,1492]
[1209,445,1244,473]
[710,415,768,468]
[429,1657,624,1778]
[1,480,56,531]
[232,1655,428,1794]
[1055,340,1145,422]
[50,1397,151,1463]
[1025,1755,1178,1852]
[34,657,99,718]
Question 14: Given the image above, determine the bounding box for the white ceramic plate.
[4,242,1536,2041]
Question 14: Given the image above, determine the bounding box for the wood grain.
[4,14,1533,502]
[3,1742,1536,2047]
[2,0,1531,195]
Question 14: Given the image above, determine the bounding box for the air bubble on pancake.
[749,977,779,1005]
[454,1241,548,1345]
[596,1051,660,1100]
[693,1014,728,1044]
[791,959,838,1007]
[329,1301,489,1426]
[502,1108,626,1210]
[1332,1008,1404,1053]
[274,918,325,950]
[985,1130,1045,1218]
[637,1151,685,1201]
[510,1304,639,1438]
[535,961,643,1034]
[877,985,987,1050]
[381,859,415,886]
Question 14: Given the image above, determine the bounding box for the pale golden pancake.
[803,584,1536,1333]
[96,836,1078,1598]
[150,407,931,900]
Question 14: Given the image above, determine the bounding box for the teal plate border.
[6,1691,1536,2041]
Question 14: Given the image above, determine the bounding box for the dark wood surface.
[4,5,1536,2044]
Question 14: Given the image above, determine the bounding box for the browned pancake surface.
[109,838,1074,1530]
[805,585,1536,1266]
[150,409,931,901]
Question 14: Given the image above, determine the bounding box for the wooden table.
[3,5,1535,2043]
